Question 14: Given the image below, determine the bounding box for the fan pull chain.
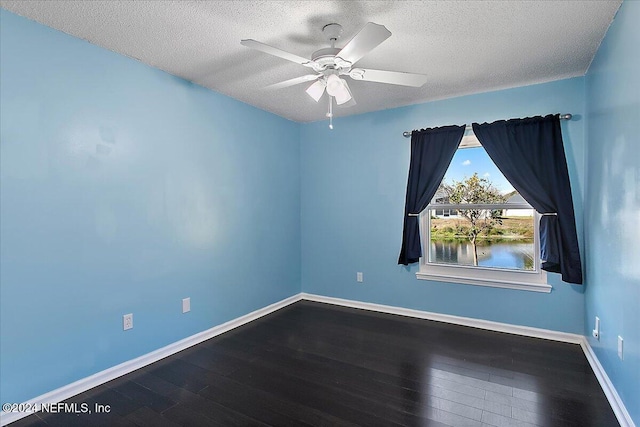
[327,96,334,129]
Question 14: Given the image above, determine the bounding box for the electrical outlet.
[182,297,191,313]
[123,313,133,331]
[356,272,363,282]
[592,316,600,340]
[618,336,624,360]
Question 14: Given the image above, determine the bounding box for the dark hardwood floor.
[10,300,619,426]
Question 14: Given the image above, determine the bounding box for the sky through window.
[443,146,515,194]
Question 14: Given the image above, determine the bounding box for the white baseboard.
[0,293,302,426]
[301,293,583,343]
[580,338,636,427]
[3,292,634,427]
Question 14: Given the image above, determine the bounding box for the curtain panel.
[398,125,466,265]
[472,115,583,284]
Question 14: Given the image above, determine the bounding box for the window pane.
[428,208,535,271]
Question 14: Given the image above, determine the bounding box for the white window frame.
[415,134,550,293]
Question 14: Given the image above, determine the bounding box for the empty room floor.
[9,300,618,426]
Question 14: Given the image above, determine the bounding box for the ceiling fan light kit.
[242,22,428,129]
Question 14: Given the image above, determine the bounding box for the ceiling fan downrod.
[322,23,343,49]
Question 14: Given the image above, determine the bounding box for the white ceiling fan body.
[241,22,428,113]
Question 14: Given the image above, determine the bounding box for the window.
[416,132,550,292]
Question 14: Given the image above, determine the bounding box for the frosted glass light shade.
[325,74,343,96]
[306,80,326,102]
[334,79,353,105]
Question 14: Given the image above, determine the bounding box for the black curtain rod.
[402,113,573,138]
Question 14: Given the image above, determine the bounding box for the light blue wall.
[301,78,587,334]
[585,0,640,422]
[4,2,637,417]
[0,10,300,404]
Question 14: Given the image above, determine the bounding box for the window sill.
[416,271,552,293]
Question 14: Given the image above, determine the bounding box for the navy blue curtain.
[398,125,465,265]
[472,115,583,284]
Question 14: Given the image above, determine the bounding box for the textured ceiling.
[0,0,622,122]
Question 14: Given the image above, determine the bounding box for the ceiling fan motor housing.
[311,48,352,74]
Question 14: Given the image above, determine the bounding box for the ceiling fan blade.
[266,74,319,90]
[305,80,326,102]
[350,68,427,87]
[336,22,391,66]
[241,39,311,66]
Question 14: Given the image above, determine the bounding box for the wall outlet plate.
[123,313,133,331]
[357,272,363,282]
[182,297,191,313]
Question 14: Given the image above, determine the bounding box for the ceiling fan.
[241,22,428,128]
